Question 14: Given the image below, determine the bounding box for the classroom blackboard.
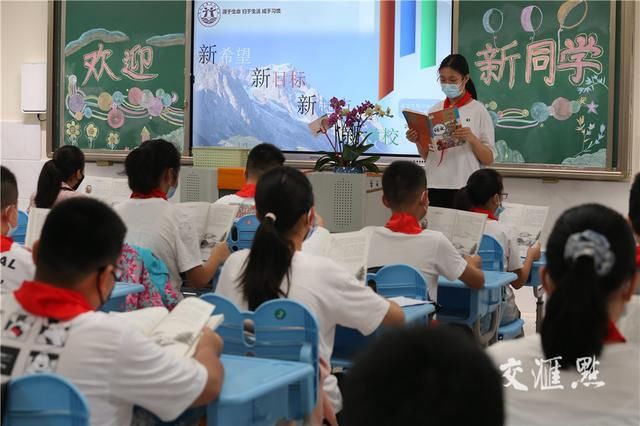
[457,1,616,171]
[51,1,188,155]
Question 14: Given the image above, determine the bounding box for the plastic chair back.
[10,211,28,246]
[479,234,505,272]
[368,264,428,300]
[3,373,89,426]
[226,215,260,252]
[200,294,319,417]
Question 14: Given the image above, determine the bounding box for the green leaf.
[342,145,358,162]
[314,154,337,171]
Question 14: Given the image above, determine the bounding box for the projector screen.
[192,1,452,156]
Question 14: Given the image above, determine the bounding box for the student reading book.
[0,166,35,293]
[175,203,239,261]
[1,198,224,426]
[499,202,549,257]
[216,166,404,420]
[24,207,49,249]
[113,297,224,357]
[366,161,484,301]
[79,176,131,206]
[114,139,230,293]
[426,206,487,256]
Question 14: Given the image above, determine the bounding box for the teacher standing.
[406,54,496,208]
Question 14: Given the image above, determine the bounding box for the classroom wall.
[0,0,639,224]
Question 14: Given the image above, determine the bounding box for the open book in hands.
[498,202,549,257]
[428,107,464,151]
[402,109,432,153]
[426,207,487,256]
[112,297,224,358]
[176,203,239,261]
[302,228,371,283]
[25,207,50,249]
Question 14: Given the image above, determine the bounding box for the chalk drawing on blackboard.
[520,5,543,42]
[85,123,99,149]
[557,1,589,62]
[483,8,504,48]
[65,120,80,146]
[107,132,120,150]
[65,28,129,56]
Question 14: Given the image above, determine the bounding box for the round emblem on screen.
[198,2,221,27]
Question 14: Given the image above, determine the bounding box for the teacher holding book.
[406,54,496,208]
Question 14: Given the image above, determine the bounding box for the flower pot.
[334,166,365,174]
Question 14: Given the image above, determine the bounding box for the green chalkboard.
[53,1,187,154]
[457,1,615,169]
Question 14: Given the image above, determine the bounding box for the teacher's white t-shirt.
[426,99,496,190]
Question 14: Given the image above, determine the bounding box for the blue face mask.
[495,205,505,218]
[441,83,462,99]
[166,186,177,199]
[304,212,316,241]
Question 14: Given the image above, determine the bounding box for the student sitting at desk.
[619,172,640,343]
[342,326,504,426]
[488,204,640,426]
[214,143,285,217]
[456,168,540,328]
[1,198,224,426]
[30,145,85,210]
[0,166,35,293]
[366,161,484,301]
[216,166,404,421]
[114,139,230,293]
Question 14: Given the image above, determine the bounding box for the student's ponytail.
[541,204,635,368]
[239,167,314,311]
[34,145,85,208]
[465,79,478,100]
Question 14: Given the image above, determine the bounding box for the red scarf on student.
[235,183,256,198]
[443,91,473,109]
[471,207,499,221]
[635,245,640,268]
[385,212,423,235]
[604,320,626,344]
[130,189,168,200]
[1,234,13,252]
[14,281,94,322]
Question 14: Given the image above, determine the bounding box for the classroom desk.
[332,302,436,369]
[207,354,315,426]
[524,253,546,332]
[437,271,517,346]
[100,282,145,312]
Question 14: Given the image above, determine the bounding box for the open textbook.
[426,207,487,256]
[24,207,50,249]
[302,228,370,282]
[499,202,549,257]
[175,203,239,261]
[428,107,463,151]
[113,297,223,357]
[79,176,131,206]
[402,109,431,153]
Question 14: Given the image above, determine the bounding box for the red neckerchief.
[235,183,256,198]
[471,207,499,221]
[130,189,168,200]
[1,234,13,252]
[14,281,94,322]
[385,212,423,235]
[635,245,640,268]
[604,319,626,344]
[443,91,473,109]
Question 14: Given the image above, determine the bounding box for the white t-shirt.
[488,334,640,426]
[0,237,35,294]
[618,295,640,344]
[214,194,256,218]
[216,249,390,412]
[365,226,468,301]
[426,99,496,189]
[114,199,202,292]
[0,294,207,426]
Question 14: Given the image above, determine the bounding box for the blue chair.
[227,215,259,252]
[10,211,28,246]
[3,373,89,426]
[200,294,318,425]
[99,283,144,312]
[478,234,524,341]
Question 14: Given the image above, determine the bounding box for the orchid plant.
[314,97,393,172]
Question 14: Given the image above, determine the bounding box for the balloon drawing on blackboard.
[482,8,504,47]
[521,5,543,41]
[557,0,589,60]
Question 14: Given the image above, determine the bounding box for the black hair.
[246,143,285,179]
[34,145,85,208]
[124,139,181,193]
[239,166,313,311]
[453,186,473,212]
[341,325,504,426]
[465,168,503,207]
[629,173,640,235]
[439,54,478,100]
[1,166,18,209]
[35,197,126,285]
[382,161,427,209]
[542,203,635,368]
